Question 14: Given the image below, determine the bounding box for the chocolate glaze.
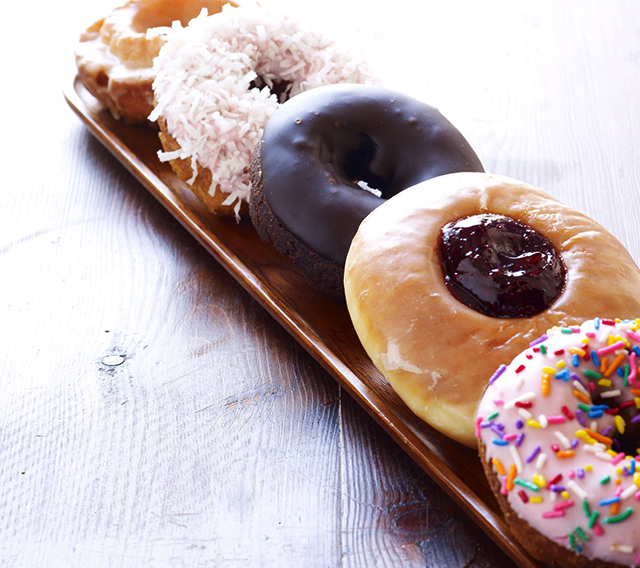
[258,84,484,265]
[439,214,566,318]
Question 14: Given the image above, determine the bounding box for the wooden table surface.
[3,0,640,566]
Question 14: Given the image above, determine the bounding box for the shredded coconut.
[356,180,382,197]
[150,4,378,217]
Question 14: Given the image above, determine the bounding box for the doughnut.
[149,5,377,219]
[343,172,640,446]
[75,0,232,123]
[250,83,484,296]
[477,318,640,567]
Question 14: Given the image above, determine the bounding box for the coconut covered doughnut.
[477,319,640,567]
[250,83,484,296]
[343,172,640,447]
[75,0,232,123]
[149,4,378,218]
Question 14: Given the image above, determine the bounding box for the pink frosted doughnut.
[149,4,377,218]
[477,318,640,567]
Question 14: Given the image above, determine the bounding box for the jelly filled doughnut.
[477,318,640,567]
[75,0,232,123]
[344,172,640,446]
[250,84,484,296]
[150,4,377,218]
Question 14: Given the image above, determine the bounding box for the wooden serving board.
[65,77,544,568]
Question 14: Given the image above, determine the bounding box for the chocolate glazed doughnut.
[249,83,484,296]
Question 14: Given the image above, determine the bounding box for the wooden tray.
[64,77,543,568]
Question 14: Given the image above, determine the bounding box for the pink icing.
[477,318,640,565]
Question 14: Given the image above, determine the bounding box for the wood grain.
[2,0,640,566]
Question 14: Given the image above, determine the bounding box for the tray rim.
[64,76,543,568]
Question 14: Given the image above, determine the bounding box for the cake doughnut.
[149,5,377,219]
[477,318,640,567]
[343,172,640,446]
[250,84,484,296]
[75,0,232,123]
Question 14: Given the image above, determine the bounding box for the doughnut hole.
[314,130,389,195]
[438,214,567,318]
[587,386,640,456]
[337,134,390,195]
[614,413,640,456]
[249,76,293,103]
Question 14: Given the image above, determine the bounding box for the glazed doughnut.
[75,0,231,123]
[343,172,640,446]
[149,5,377,219]
[477,318,640,567]
[250,83,484,296]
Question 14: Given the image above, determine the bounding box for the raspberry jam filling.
[439,214,566,318]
